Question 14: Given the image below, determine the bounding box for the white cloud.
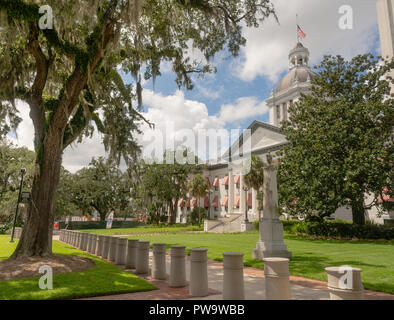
[9,100,106,173]
[217,97,268,125]
[235,0,379,82]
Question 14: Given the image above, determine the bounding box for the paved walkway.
[79,251,394,300]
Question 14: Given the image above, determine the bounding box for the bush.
[187,207,207,226]
[295,221,394,240]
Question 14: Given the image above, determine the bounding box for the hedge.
[254,219,394,240]
[59,220,146,230]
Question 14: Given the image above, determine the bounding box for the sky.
[9,0,382,172]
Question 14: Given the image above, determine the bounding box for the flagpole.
[296,14,299,43]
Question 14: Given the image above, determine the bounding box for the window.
[276,105,280,122]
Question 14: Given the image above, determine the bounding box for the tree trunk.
[351,197,366,226]
[10,130,63,259]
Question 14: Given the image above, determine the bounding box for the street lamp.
[10,168,26,243]
[242,186,249,223]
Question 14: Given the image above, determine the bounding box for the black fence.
[59,220,146,230]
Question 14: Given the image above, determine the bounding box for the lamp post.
[243,186,249,223]
[10,168,26,243]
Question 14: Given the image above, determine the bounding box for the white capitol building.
[174,0,394,230]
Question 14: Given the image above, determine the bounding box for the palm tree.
[188,174,210,226]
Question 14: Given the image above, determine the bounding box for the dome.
[276,67,316,92]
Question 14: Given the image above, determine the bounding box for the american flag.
[297,24,306,39]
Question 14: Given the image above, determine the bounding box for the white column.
[152,243,167,280]
[115,238,127,265]
[136,241,150,274]
[170,245,187,287]
[264,258,291,300]
[190,248,209,297]
[125,239,138,269]
[325,267,364,300]
[223,252,244,300]
[228,169,234,214]
[240,174,246,215]
[377,0,394,93]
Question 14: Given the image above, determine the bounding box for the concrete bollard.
[72,231,76,246]
[109,237,118,262]
[64,230,69,243]
[81,232,88,251]
[59,230,63,242]
[190,248,209,297]
[223,252,245,300]
[152,243,167,280]
[136,241,150,274]
[96,235,105,256]
[263,257,291,300]
[125,239,138,269]
[115,238,128,265]
[102,236,110,259]
[77,232,83,249]
[170,245,187,288]
[325,266,364,300]
[86,233,92,251]
[91,234,98,254]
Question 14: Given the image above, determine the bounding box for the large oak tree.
[0,0,276,258]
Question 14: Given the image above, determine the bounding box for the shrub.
[187,207,207,226]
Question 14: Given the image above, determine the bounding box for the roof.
[276,66,317,92]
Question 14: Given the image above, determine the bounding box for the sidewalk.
[78,250,394,300]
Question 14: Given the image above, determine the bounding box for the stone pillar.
[115,238,128,265]
[80,233,87,251]
[125,239,138,269]
[170,245,187,287]
[64,230,69,243]
[86,233,92,252]
[96,235,105,256]
[377,0,394,93]
[325,267,364,300]
[136,241,150,275]
[223,252,244,300]
[89,234,97,254]
[228,169,234,214]
[76,232,81,249]
[109,237,118,261]
[253,156,291,260]
[102,236,111,259]
[264,257,291,300]
[189,248,209,297]
[152,243,167,280]
[60,229,64,242]
[240,174,246,215]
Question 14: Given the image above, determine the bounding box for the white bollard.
[263,257,291,300]
[109,237,118,261]
[90,233,97,254]
[190,248,209,297]
[223,252,245,300]
[96,235,105,256]
[125,239,138,269]
[325,266,364,300]
[152,243,167,280]
[86,233,92,251]
[170,245,187,288]
[115,238,128,265]
[77,232,83,249]
[136,241,150,275]
[81,233,88,251]
[102,236,110,259]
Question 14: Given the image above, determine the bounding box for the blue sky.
[10,0,383,171]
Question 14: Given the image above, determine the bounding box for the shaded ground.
[0,254,95,281]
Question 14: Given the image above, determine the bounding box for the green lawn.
[0,235,156,300]
[81,224,203,235]
[127,231,394,294]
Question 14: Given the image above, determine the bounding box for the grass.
[80,224,203,235]
[0,235,156,300]
[127,231,394,295]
